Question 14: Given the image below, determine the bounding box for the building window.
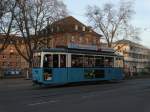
[2,62,6,66]
[118,46,121,50]
[79,37,82,43]
[89,29,92,32]
[71,36,75,42]
[86,38,89,44]
[10,54,14,58]
[2,55,6,59]
[93,39,96,45]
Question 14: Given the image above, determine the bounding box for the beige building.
[0,35,28,76]
[37,16,102,50]
[114,39,150,73]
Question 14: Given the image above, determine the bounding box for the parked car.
[4,69,21,76]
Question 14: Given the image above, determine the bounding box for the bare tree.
[13,0,68,70]
[0,0,17,52]
[0,0,10,18]
[85,1,140,48]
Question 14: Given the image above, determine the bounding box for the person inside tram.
[104,59,109,67]
[71,60,76,67]
[43,55,53,68]
[60,55,66,67]
[43,56,49,67]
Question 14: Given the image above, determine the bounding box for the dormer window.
[51,28,53,32]
[82,26,86,31]
[88,26,92,32]
[89,29,92,32]
[71,36,75,42]
[75,25,78,31]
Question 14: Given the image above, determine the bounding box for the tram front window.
[43,54,53,68]
[43,54,66,68]
[33,55,41,67]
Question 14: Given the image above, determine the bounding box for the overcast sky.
[63,0,150,48]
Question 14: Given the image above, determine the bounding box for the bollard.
[26,69,29,80]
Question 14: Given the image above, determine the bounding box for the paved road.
[0,78,150,112]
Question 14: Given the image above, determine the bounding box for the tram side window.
[43,54,53,68]
[95,56,104,67]
[53,54,59,68]
[71,55,83,67]
[104,57,114,67]
[84,56,95,67]
[60,54,66,67]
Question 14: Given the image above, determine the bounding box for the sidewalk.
[0,78,32,89]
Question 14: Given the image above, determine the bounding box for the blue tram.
[32,48,124,85]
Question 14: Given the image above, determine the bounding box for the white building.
[114,40,150,73]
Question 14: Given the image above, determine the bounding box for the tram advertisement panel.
[84,69,105,79]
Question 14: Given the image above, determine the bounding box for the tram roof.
[34,48,122,57]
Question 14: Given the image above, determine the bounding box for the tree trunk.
[28,61,32,79]
[108,43,112,48]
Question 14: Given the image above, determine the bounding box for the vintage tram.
[32,47,124,85]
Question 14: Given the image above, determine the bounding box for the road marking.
[82,95,96,99]
[7,84,32,88]
[28,100,58,106]
[81,93,100,99]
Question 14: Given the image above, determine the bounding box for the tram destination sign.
[68,43,97,50]
[68,43,115,52]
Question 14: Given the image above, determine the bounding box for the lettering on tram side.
[84,70,95,79]
[84,69,105,79]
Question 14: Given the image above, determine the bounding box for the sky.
[63,0,150,48]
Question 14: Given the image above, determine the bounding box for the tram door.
[43,53,67,82]
[53,54,68,83]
